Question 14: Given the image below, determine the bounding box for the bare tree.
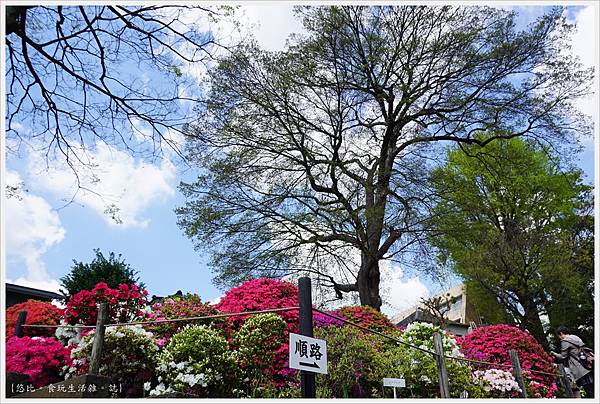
[176,6,592,310]
[420,293,457,330]
[5,5,231,179]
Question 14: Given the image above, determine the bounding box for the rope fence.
[13,286,570,398]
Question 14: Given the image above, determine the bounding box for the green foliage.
[153,325,241,397]
[233,313,287,395]
[68,326,158,397]
[429,135,592,344]
[464,280,514,325]
[177,5,590,307]
[315,326,389,398]
[385,322,484,398]
[60,249,143,296]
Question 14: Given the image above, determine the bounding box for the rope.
[20,305,560,378]
[21,306,300,328]
[313,309,560,378]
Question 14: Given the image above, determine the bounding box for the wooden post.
[557,364,574,398]
[298,277,316,399]
[15,310,27,337]
[508,349,528,398]
[88,303,108,375]
[433,332,450,398]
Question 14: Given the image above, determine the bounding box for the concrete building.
[391,284,478,336]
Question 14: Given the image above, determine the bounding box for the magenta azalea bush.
[216,278,299,385]
[313,310,345,328]
[337,305,395,333]
[144,294,231,344]
[6,336,72,388]
[64,281,148,325]
[458,324,558,397]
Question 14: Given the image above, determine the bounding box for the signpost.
[289,333,328,375]
[383,378,405,398]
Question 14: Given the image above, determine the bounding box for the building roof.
[6,283,66,301]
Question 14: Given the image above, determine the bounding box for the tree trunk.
[357,251,382,311]
[521,298,549,349]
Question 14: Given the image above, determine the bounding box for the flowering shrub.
[6,336,72,388]
[473,369,521,398]
[315,325,388,398]
[6,300,63,337]
[151,325,241,397]
[527,379,559,398]
[54,320,87,347]
[458,324,557,397]
[215,278,299,384]
[63,282,148,325]
[385,322,483,398]
[144,294,231,343]
[215,278,298,329]
[233,313,287,396]
[67,325,158,397]
[337,305,395,333]
[314,310,345,328]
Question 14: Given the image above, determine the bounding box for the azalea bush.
[67,325,158,397]
[55,320,86,347]
[151,324,241,397]
[144,294,231,345]
[314,310,345,328]
[6,336,72,388]
[473,368,521,398]
[215,278,299,383]
[315,325,389,398]
[233,313,287,396]
[385,322,483,398]
[458,324,557,397]
[63,281,148,325]
[6,299,63,337]
[337,305,395,333]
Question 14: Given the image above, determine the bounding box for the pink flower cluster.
[216,278,299,384]
[458,324,556,395]
[337,305,395,332]
[144,294,231,340]
[6,336,72,388]
[313,310,345,328]
[64,282,148,325]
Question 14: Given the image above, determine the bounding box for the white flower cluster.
[402,322,464,358]
[473,369,521,394]
[55,320,83,347]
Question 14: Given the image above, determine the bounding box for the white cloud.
[241,5,304,51]
[5,277,63,295]
[27,143,177,228]
[567,6,596,126]
[380,261,430,317]
[5,170,65,291]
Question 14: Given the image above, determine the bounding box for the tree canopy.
[5,5,229,177]
[428,135,592,346]
[60,249,144,296]
[176,5,592,309]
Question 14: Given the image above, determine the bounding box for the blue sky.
[3,4,597,315]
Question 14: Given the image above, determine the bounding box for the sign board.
[289,333,328,374]
[383,378,406,388]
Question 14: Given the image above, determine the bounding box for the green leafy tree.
[542,190,594,347]
[428,135,592,346]
[60,249,144,296]
[177,6,591,310]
